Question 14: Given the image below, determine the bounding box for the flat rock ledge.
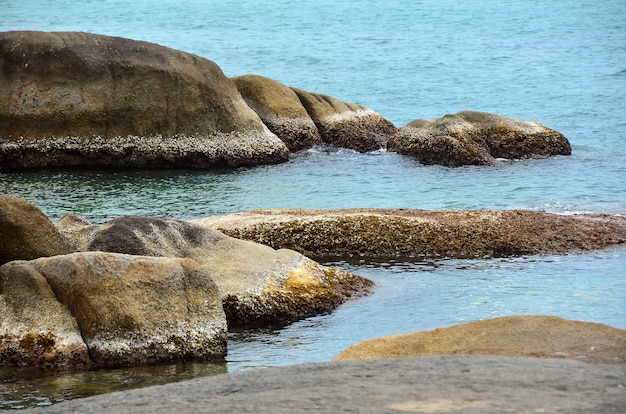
[334,315,626,365]
[24,355,626,413]
[191,208,626,259]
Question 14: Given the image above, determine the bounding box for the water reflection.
[0,362,226,410]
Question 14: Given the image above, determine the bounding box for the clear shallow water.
[1,0,626,409]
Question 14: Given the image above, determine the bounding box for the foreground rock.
[334,316,626,364]
[293,88,397,152]
[63,215,373,328]
[24,356,626,413]
[0,260,90,368]
[191,208,626,259]
[232,75,323,151]
[388,111,571,166]
[0,31,288,170]
[0,195,72,265]
[0,252,227,368]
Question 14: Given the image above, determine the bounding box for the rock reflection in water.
[0,361,226,409]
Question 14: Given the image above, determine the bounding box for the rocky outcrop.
[0,252,227,368]
[64,215,373,328]
[0,195,72,265]
[333,316,626,364]
[232,75,322,151]
[191,209,626,259]
[0,31,289,170]
[387,111,571,166]
[292,88,397,152]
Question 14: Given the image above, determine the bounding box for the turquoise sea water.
[1,0,626,409]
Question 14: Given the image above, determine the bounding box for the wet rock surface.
[334,315,626,364]
[24,355,626,413]
[191,208,626,259]
[388,111,571,166]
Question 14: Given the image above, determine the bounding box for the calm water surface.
[1,0,626,409]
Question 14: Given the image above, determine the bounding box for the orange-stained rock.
[334,315,626,364]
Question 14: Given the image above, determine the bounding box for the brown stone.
[0,31,289,170]
[71,215,373,328]
[388,111,571,166]
[16,252,227,367]
[0,261,90,368]
[0,195,72,265]
[191,208,626,259]
[232,74,322,151]
[292,88,396,152]
[333,315,626,364]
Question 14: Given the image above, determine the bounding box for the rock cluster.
[333,315,626,364]
[388,111,571,166]
[0,197,372,368]
[235,74,397,152]
[191,208,626,259]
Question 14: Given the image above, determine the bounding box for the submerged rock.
[0,31,289,170]
[333,315,626,364]
[67,215,373,328]
[0,195,72,265]
[388,111,571,166]
[292,88,397,152]
[0,252,227,368]
[232,74,322,151]
[191,208,626,259]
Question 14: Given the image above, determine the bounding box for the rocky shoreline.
[2,31,571,170]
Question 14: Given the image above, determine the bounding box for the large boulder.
[292,88,397,152]
[387,111,571,166]
[0,261,90,368]
[0,195,72,265]
[1,252,227,368]
[232,74,322,151]
[63,215,373,328]
[334,315,626,364]
[0,31,289,170]
[191,208,626,259]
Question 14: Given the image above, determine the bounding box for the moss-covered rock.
[388,111,571,166]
